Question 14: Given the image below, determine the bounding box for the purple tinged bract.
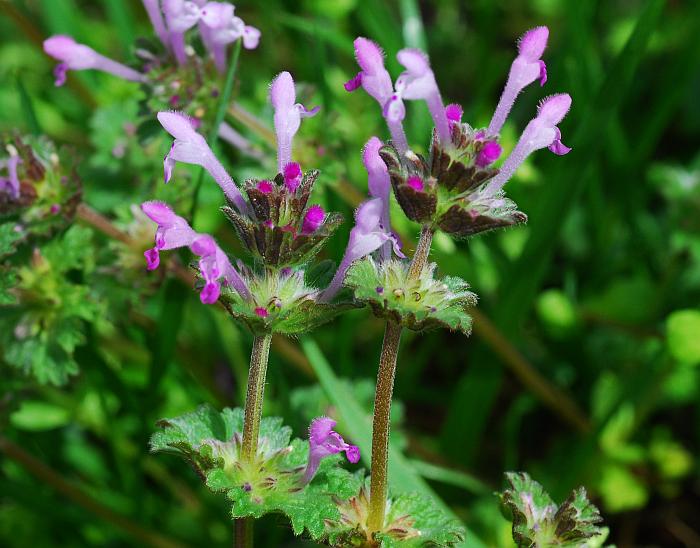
[0,154,21,200]
[301,417,360,485]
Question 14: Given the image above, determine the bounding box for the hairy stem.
[367,321,403,534]
[368,225,435,534]
[241,334,273,461]
[234,517,253,548]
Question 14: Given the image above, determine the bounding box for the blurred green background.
[1,0,700,546]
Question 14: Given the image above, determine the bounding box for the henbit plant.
[144,70,408,545]
[341,27,573,540]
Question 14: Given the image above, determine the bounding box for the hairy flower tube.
[301,417,360,485]
[345,38,408,153]
[270,71,320,173]
[43,35,146,87]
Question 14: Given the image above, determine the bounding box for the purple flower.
[482,93,572,198]
[283,162,302,192]
[141,200,198,271]
[199,3,261,72]
[270,71,319,173]
[142,0,171,51]
[163,0,201,64]
[301,205,325,234]
[347,38,408,154]
[43,35,145,86]
[141,201,249,302]
[476,141,502,167]
[321,198,405,301]
[0,154,21,200]
[363,136,396,262]
[191,234,250,303]
[301,417,360,485]
[157,111,248,214]
[395,48,451,145]
[487,26,549,136]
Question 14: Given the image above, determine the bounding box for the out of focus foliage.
[1,0,699,546]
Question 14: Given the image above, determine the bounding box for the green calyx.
[379,126,527,239]
[217,263,355,335]
[345,258,476,335]
[223,169,343,268]
[149,405,359,540]
[325,479,466,547]
[499,472,606,548]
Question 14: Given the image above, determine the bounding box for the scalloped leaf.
[499,472,605,547]
[150,405,358,541]
[346,258,476,335]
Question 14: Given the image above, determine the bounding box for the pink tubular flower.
[301,205,325,234]
[0,154,21,200]
[395,48,451,145]
[157,111,249,214]
[362,136,393,261]
[482,93,572,198]
[321,198,405,301]
[283,162,302,192]
[142,0,171,51]
[199,3,261,72]
[487,26,549,136]
[476,141,503,167]
[141,200,198,271]
[191,234,250,303]
[301,417,360,485]
[445,103,463,128]
[348,38,408,154]
[141,201,249,302]
[43,35,145,87]
[163,0,201,64]
[270,71,319,173]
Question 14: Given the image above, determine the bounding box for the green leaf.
[346,258,476,335]
[666,309,700,365]
[499,472,604,547]
[150,405,356,540]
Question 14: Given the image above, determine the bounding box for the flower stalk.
[241,333,273,462]
[368,224,434,535]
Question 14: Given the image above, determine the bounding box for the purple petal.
[476,141,502,167]
[302,204,325,234]
[517,26,549,61]
[445,103,463,124]
[144,247,161,270]
[141,200,178,224]
[537,94,572,125]
[53,63,68,86]
[200,282,221,304]
[538,60,548,86]
[344,72,363,92]
[242,26,261,49]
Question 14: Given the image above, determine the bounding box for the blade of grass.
[190,40,242,222]
[16,76,41,135]
[300,337,486,548]
[399,0,426,50]
[103,0,136,52]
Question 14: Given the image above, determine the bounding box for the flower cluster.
[42,2,260,138]
[142,72,404,333]
[0,136,81,236]
[346,27,572,238]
